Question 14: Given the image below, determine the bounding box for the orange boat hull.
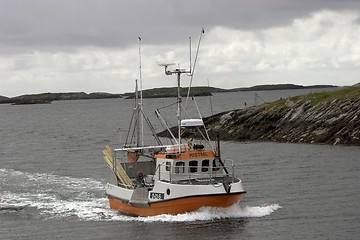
[108,193,245,217]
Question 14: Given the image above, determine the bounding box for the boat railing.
[156,159,236,184]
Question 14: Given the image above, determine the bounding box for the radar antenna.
[158,63,191,152]
[157,63,176,75]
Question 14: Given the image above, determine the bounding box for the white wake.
[0,168,281,222]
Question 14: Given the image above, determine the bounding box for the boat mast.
[135,79,140,147]
[159,65,190,153]
[159,29,204,153]
[138,37,144,146]
[176,70,182,151]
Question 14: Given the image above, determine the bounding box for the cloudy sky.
[1,0,360,97]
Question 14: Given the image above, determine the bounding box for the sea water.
[0,90,359,239]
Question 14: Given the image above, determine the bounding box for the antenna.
[185,28,205,108]
[157,62,176,75]
[189,37,192,74]
[158,62,191,153]
[191,28,204,77]
[138,37,143,102]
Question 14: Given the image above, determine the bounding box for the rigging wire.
[155,109,177,144]
[185,28,205,109]
[124,107,136,146]
[191,96,213,149]
[156,101,177,111]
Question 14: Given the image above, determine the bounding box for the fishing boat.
[103,32,246,216]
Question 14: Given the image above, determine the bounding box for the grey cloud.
[1,0,360,52]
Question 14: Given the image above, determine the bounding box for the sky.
[1,0,360,97]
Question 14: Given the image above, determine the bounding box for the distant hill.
[0,92,122,105]
[124,84,337,99]
[0,95,11,104]
[0,84,338,103]
[124,86,226,99]
[228,84,337,92]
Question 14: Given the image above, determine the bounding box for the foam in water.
[0,168,108,220]
[0,168,281,222]
[136,204,282,223]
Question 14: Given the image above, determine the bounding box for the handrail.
[114,143,189,152]
[155,159,236,184]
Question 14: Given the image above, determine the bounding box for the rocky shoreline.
[205,87,360,145]
[159,86,360,145]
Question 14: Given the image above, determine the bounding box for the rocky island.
[1,84,336,103]
[123,84,336,99]
[123,86,219,99]
[159,86,360,145]
[0,92,122,105]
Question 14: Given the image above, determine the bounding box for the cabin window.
[189,161,198,173]
[202,159,210,172]
[213,158,221,171]
[175,161,185,174]
[165,162,171,171]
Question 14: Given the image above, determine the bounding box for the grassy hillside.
[267,86,360,111]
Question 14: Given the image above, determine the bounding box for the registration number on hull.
[150,192,164,200]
